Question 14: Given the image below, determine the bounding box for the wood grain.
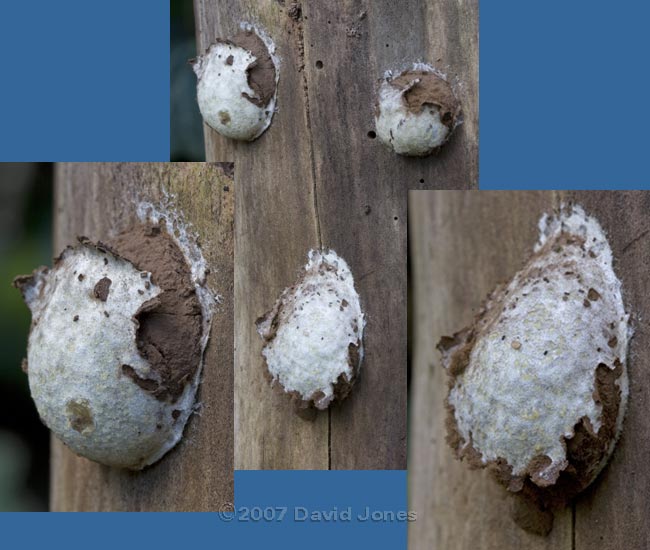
[566,191,650,550]
[409,191,650,549]
[196,0,327,470]
[194,0,476,470]
[51,162,234,511]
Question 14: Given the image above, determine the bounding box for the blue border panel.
[481,1,650,189]
[0,471,408,550]
[231,470,408,548]
[0,1,169,161]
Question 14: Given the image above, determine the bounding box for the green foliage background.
[0,164,52,510]
[171,0,205,161]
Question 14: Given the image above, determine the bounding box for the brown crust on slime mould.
[13,271,48,308]
[93,277,112,302]
[66,399,94,434]
[389,70,460,128]
[13,274,39,293]
[224,29,276,108]
[121,364,159,393]
[108,224,202,404]
[438,228,626,512]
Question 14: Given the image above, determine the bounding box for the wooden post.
[51,162,234,512]
[194,0,477,470]
[409,191,650,549]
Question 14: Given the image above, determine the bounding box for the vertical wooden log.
[194,0,477,470]
[195,0,327,470]
[51,162,234,511]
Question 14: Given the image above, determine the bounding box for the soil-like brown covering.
[109,224,202,404]
[13,230,203,406]
[229,29,276,108]
[93,277,112,302]
[390,70,460,128]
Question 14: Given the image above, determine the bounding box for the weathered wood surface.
[409,191,650,549]
[565,191,650,550]
[194,0,477,470]
[51,162,234,511]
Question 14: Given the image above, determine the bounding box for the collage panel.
[409,191,650,549]
[234,174,408,471]
[2,163,234,511]
[182,0,479,471]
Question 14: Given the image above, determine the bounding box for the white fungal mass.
[375,82,449,156]
[193,29,278,141]
[448,206,629,486]
[17,237,209,470]
[257,250,365,409]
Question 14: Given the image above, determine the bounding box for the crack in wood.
[328,408,332,470]
[291,5,323,250]
[621,229,650,255]
[571,504,576,550]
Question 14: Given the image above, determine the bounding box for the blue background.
[481,0,650,189]
[0,1,169,161]
[0,471,408,548]
[0,0,648,547]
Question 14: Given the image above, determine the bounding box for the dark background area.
[171,0,205,161]
[0,163,52,510]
